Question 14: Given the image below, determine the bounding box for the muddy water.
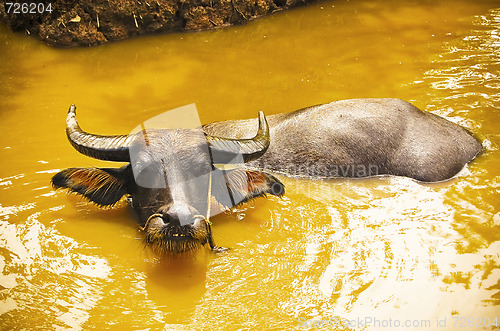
[1,0,499,329]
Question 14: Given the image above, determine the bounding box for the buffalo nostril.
[160,204,197,226]
[160,210,178,225]
[146,216,164,231]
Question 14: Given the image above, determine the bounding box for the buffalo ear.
[213,169,285,209]
[52,167,130,207]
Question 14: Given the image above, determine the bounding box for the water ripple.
[423,8,500,113]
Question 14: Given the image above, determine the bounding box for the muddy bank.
[0,0,319,47]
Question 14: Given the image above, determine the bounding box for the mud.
[0,0,319,47]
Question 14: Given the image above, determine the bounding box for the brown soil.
[0,0,320,47]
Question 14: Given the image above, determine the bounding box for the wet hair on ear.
[211,169,285,209]
[51,167,129,207]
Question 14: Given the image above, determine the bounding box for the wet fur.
[51,167,129,207]
[203,99,482,182]
[143,169,283,254]
[144,222,208,254]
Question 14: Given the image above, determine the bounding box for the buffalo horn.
[206,111,270,163]
[66,105,132,162]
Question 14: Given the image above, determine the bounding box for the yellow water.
[1,0,500,329]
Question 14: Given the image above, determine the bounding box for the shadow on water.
[144,253,211,323]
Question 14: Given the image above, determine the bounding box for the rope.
[206,170,213,225]
[140,213,163,231]
[205,169,224,251]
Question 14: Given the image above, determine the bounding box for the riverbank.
[0,0,319,47]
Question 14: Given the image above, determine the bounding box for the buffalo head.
[52,105,284,254]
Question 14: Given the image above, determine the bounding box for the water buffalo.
[52,98,482,253]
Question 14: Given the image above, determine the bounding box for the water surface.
[1,0,499,329]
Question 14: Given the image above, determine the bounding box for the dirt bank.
[0,0,319,47]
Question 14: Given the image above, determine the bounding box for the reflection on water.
[1,0,500,329]
[0,214,111,328]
